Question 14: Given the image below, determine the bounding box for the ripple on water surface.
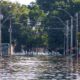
[0,56,79,80]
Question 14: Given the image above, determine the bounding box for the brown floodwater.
[0,56,80,80]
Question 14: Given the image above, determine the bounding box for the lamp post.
[2,15,13,56]
[51,16,69,56]
[27,17,67,56]
[9,17,12,55]
[58,8,74,55]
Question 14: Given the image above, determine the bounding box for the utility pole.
[75,13,79,74]
[66,20,69,56]
[65,20,70,79]
[70,17,74,55]
[70,16,74,74]
[76,13,79,59]
[9,17,12,55]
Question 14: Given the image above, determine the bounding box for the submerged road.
[0,56,79,80]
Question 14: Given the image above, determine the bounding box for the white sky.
[5,0,36,5]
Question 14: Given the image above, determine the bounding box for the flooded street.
[0,56,80,80]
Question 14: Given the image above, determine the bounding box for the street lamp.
[27,17,67,55]
[45,16,69,56]
[58,8,74,55]
[2,15,14,56]
[51,16,69,56]
[9,17,12,55]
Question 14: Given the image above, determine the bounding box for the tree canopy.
[0,0,80,52]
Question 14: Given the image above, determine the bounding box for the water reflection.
[0,56,79,80]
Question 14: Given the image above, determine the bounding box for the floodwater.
[0,56,80,80]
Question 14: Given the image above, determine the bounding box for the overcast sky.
[5,0,36,5]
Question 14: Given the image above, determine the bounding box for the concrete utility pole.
[66,20,69,56]
[76,13,79,57]
[64,21,69,56]
[75,13,79,74]
[9,17,12,55]
[70,16,74,56]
